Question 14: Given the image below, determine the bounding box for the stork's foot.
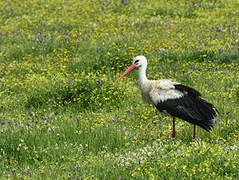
[172,117,176,142]
[192,138,195,144]
[172,131,176,141]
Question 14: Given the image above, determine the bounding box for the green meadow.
[0,0,239,179]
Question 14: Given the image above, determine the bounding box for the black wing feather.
[174,84,201,97]
[155,87,218,131]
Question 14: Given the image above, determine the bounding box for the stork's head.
[133,55,147,68]
[119,55,147,79]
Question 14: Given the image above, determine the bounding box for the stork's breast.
[140,83,153,104]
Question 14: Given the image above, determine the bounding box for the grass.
[0,0,239,179]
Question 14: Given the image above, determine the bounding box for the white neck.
[138,64,148,84]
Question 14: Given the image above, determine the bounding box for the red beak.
[118,64,136,80]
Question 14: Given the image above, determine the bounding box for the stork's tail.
[194,98,218,131]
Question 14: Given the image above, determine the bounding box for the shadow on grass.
[25,77,129,112]
[218,49,239,64]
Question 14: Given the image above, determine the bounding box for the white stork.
[119,55,218,142]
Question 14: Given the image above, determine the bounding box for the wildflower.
[160,50,163,55]
[11,170,15,174]
[69,115,72,118]
[42,115,46,120]
[190,65,195,69]
[231,41,235,46]
[26,122,29,126]
[216,27,221,32]
[219,48,223,54]
[28,110,33,116]
[138,159,141,164]
[127,110,131,114]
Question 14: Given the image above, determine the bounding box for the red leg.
[193,124,196,143]
[172,117,176,141]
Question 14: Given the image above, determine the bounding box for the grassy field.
[0,0,239,179]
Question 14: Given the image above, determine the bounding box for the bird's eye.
[135,60,139,64]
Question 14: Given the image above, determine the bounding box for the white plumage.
[141,80,184,104]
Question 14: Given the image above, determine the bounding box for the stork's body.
[119,56,218,142]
